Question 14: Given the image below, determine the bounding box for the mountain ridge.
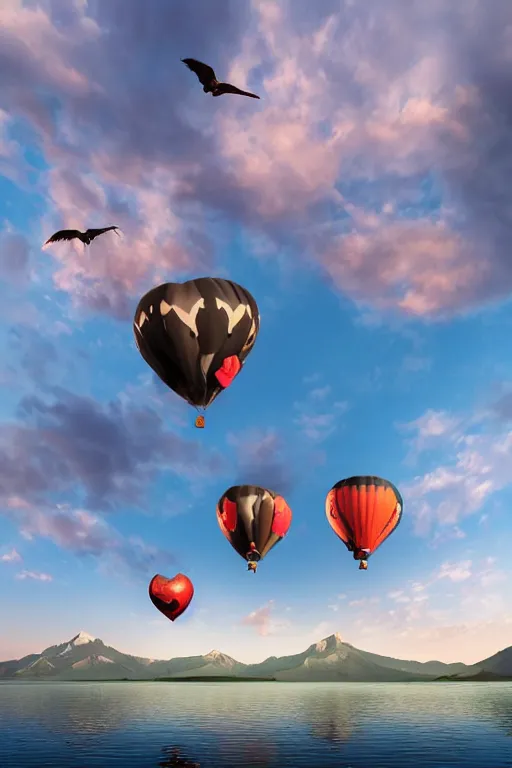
[1,630,511,682]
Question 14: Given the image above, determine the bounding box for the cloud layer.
[317,555,511,663]
[403,402,512,535]
[2,0,512,318]
[3,498,174,577]
[0,387,222,511]
[1,0,512,662]
[0,385,223,576]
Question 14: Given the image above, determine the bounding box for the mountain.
[464,645,512,677]
[0,631,247,682]
[149,649,246,679]
[243,633,468,682]
[1,630,511,682]
[434,645,512,681]
[436,669,512,682]
[0,631,153,681]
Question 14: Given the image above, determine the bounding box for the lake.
[1,681,512,767]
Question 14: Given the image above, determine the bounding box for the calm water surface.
[1,681,512,767]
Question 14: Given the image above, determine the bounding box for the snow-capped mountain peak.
[204,650,236,667]
[205,649,223,659]
[0,629,495,682]
[70,631,97,646]
[314,633,344,653]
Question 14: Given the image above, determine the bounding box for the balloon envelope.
[217,485,292,572]
[325,475,402,568]
[133,277,260,410]
[149,573,194,621]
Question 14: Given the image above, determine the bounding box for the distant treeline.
[154,675,277,683]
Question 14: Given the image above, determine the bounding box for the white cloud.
[436,560,472,582]
[387,590,411,603]
[16,570,53,582]
[400,409,462,462]
[310,386,332,401]
[402,405,512,535]
[335,555,512,663]
[348,597,380,608]
[0,548,21,563]
[431,526,466,546]
[293,378,349,442]
[409,409,461,442]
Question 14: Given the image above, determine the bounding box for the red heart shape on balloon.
[149,573,194,622]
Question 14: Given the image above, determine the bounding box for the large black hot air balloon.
[325,475,403,570]
[217,485,292,573]
[133,278,260,426]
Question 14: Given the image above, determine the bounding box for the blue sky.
[1,0,512,665]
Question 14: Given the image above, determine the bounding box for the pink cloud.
[216,1,512,317]
[42,167,202,319]
[0,1,97,92]
[0,0,227,317]
[320,219,486,317]
[5,499,175,577]
[347,555,512,662]
[2,0,512,320]
[241,601,276,636]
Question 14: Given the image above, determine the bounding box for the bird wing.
[43,229,82,245]
[182,58,217,87]
[85,226,120,240]
[217,82,260,99]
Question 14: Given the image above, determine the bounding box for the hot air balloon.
[149,573,194,621]
[217,485,292,573]
[133,277,260,427]
[325,475,403,570]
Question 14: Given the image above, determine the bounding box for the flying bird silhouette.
[182,58,260,99]
[43,226,120,248]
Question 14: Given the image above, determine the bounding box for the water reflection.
[299,691,357,743]
[217,735,277,767]
[3,681,512,738]
[1,681,512,768]
[0,681,126,735]
[477,687,512,737]
[290,682,512,741]
[158,745,200,767]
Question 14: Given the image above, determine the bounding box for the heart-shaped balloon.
[149,573,194,622]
